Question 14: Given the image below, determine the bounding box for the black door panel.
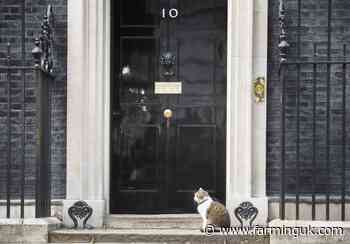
[111,0,227,214]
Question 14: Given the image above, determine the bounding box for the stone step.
[49,228,268,244]
[105,214,202,229]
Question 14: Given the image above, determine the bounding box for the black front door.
[110,0,227,214]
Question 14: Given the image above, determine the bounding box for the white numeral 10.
[161,8,179,19]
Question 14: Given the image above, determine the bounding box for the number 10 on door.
[161,8,179,19]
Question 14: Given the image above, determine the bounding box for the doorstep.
[49,228,268,244]
[105,214,201,229]
[48,220,350,244]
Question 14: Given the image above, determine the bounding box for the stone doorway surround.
[64,0,269,228]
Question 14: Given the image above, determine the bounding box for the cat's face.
[193,187,209,204]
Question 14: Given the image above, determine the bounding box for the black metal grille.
[0,5,54,218]
[278,0,350,221]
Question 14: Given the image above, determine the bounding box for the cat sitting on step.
[193,188,231,232]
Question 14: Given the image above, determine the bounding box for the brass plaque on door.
[154,82,182,94]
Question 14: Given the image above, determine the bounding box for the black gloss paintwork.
[110,0,227,214]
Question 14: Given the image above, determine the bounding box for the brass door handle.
[163,109,173,128]
[163,109,173,119]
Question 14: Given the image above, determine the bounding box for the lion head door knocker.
[253,77,265,103]
[68,201,93,229]
[234,202,259,227]
[160,52,176,79]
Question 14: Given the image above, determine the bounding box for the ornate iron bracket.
[160,52,176,79]
[253,77,266,103]
[234,202,259,227]
[68,201,94,229]
[278,0,290,64]
[32,5,54,74]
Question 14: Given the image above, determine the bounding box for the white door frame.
[64,0,269,227]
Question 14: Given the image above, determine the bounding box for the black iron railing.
[0,5,54,218]
[278,0,349,221]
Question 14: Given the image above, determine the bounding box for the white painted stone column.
[226,0,269,226]
[64,0,110,228]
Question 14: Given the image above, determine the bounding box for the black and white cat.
[193,188,231,232]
